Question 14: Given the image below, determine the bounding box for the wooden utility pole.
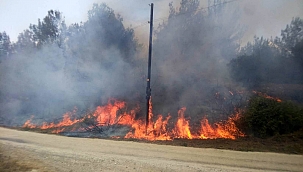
[146,3,154,135]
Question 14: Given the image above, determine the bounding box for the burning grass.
[22,99,244,141]
[19,92,303,154]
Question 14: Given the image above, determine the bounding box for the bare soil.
[1,127,303,172]
[0,142,52,172]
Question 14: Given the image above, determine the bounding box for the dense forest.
[0,0,302,138]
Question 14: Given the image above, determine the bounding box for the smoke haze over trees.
[152,0,243,117]
[0,3,143,125]
[0,0,302,129]
[229,17,303,103]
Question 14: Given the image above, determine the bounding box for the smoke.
[0,4,145,125]
[1,0,302,127]
[148,0,246,120]
[0,1,247,126]
[1,0,302,44]
[93,0,303,47]
[0,44,139,125]
[238,0,303,45]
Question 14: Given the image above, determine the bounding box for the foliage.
[85,4,139,64]
[229,17,303,86]
[30,10,66,48]
[0,3,143,122]
[63,3,140,75]
[281,17,303,50]
[0,32,12,59]
[15,10,66,52]
[152,0,243,114]
[238,96,303,138]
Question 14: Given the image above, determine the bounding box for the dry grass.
[152,137,303,154]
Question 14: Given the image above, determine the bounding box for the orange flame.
[253,91,282,102]
[23,116,36,128]
[124,98,172,140]
[22,99,245,140]
[23,110,80,133]
[40,112,79,130]
[93,99,126,125]
[173,107,192,139]
[199,113,244,139]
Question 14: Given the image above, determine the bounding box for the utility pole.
[146,3,153,135]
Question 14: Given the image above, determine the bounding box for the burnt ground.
[114,132,303,155]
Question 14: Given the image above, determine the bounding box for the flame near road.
[23,99,244,140]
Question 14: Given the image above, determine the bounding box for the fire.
[93,99,127,125]
[23,99,244,140]
[41,112,79,130]
[23,116,36,128]
[125,98,172,140]
[199,113,244,139]
[173,107,193,139]
[253,91,282,102]
[23,110,80,133]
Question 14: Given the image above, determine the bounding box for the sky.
[0,0,303,45]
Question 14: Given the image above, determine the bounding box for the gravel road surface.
[0,127,302,172]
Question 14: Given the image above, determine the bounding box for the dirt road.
[0,127,302,172]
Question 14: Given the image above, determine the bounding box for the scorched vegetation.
[0,0,302,153]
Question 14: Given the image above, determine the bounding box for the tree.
[292,40,303,66]
[30,10,66,48]
[237,95,303,138]
[281,17,303,51]
[0,32,12,59]
[61,3,143,105]
[15,29,35,53]
[229,36,283,86]
[152,0,243,114]
[0,4,145,126]
[83,3,139,64]
[229,17,303,86]
[15,10,66,52]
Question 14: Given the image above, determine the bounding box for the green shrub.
[239,96,303,138]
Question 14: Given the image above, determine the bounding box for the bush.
[238,96,303,138]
